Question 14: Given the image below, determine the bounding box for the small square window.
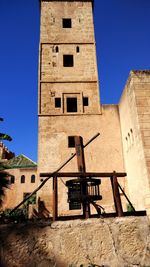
[68,136,75,148]
[63,55,74,67]
[76,46,80,53]
[62,18,72,28]
[55,46,59,53]
[55,98,61,108]
[67,97,77,112]
[83,97,89,106]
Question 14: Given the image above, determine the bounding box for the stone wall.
[0,217,150,267]
[119,71,150,213]
[40,1,94,44]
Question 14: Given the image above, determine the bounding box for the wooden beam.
[111,172,123,217]
[74,136,90,219]
[40,172,127,178]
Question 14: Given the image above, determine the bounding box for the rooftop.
[0,154,37,170]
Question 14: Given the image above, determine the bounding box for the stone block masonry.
[0,217,150,267]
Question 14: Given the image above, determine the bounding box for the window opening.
[67,97,77,112]
[63,55,74,67]
[68,136,75,148]
[31,175,35,183]
[55,98,61,108]
[10,176,15,184]
[55,46,59,53]
[62,18,72,28]
[76,46,80,53]
[83,97,88,106]
[21,175,25,183]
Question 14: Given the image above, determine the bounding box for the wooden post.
[74,136,86,173]
[74,136,90,219]
[111,172,123,217]
[53,176,58,221]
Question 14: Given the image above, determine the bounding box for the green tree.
[0,117,12,207]
[0,171,10,207]
[0,117,12,141]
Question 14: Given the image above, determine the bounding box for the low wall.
[0,217,150,267]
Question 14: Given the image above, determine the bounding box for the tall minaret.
[38,0,100,170]
[37,0,125,215]
[37,0,102,213]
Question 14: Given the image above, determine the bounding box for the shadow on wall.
[0,222,112,267]
[0,224,65,267]
[32,197,51,218]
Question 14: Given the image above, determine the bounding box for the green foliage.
[0,133,12,141]
[0,117,12,141]
[0,207,27,223]
[0,171,10,207]
[0,117,13,207]
[127,203,135,212]
[0,193,37,223]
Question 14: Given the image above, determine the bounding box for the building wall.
[38,105,125,215]
[40,82,100,115]
[37,0,126,216]
[119,71,150,212]
[2,168,38,210]
[37,0,150,217]
[40,1,95,44]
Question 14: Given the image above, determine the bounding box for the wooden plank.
[111,172,123,217]
[40,172,127,178]
[74,136,90,219]
[74,136,86,173]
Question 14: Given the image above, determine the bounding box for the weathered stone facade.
[1,0,150,219]
[0,217,150,267]
[38,0,126,216]
[119,71,150,214]
[37,0,150,217]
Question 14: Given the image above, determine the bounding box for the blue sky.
[0,0,150,162]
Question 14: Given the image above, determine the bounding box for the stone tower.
[38,0,100,171]
[38,0,124,214]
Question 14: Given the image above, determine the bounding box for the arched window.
[10,176,15,184]
[31,175,35,183]
[21,175,25,183]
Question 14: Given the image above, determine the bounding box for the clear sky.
[0,0,150,162]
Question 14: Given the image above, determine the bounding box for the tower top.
[40,0,94,9]
[40,0,94,5]
[40,0,93,2]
